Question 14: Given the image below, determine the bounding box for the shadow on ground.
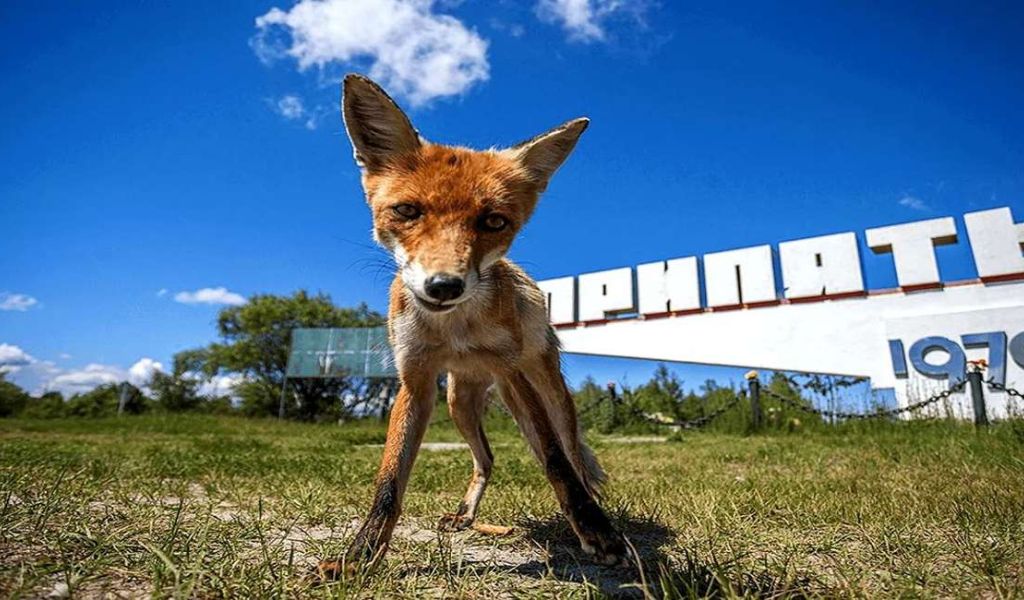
[457,512,819,598]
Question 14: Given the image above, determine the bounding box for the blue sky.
[2,1,1022,397]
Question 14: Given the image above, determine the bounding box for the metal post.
[966,368,988,427]
[117,382,129,417]
[378,379,390,421]
[280,329,296,420]
[605,382,620,429]
[746,370,762,430]
[278,377,288,419]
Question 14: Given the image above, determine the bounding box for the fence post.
[117,382,129,417]
[278,378,288,420]
[966,363,988,427]
[746,370,762,430]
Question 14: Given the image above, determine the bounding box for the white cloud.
[898,195,929,211]
[40,357,163,396]
[197,373,245,398]
[156,288,168,297]
[1,340,239,399]
[277,94,305,119]
[0,293,38,312]
[489,18,526,38]
[0,345,102,395]
[43,357,236,398]
[535,0,649,42]
[128,358,164,387]
[10,361,62,394]
[252,0,490,105]
[0,343,35,374]
[270,94,322,129]
[47,364,123,394]
[173,287,246,306]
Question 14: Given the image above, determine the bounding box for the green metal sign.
[285,327,396,378]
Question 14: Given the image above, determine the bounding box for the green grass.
[1,413,1023,598]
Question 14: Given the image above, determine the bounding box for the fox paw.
[318,539,385,581]
[580,532,630,567]
[438,512,474,532]
[316,559,355,581]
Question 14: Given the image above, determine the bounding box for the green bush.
[149,371,203,412]
[18,392,67,419]
[65,383,149,418]
[0,374,31,417]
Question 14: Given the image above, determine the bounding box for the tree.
[694,378,739,419]
[767,372,801,400]
[760,372,825,429]
[0,373,30,417]
[20,391,65,419]
[179,291,385,420]
[149,370,202,412]
[574,376,608,430]
[574,377,657,433]
[633,364,686,418]
[792,373,868,422]
[65,383,147,418]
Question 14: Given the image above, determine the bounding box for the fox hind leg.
[523,348,606,498]
[499,371,625,565]
[438,372,495,532]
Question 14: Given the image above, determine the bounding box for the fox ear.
[507,118,589,190]
[342,74,421,171]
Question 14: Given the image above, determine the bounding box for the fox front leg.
[318,373,436,579]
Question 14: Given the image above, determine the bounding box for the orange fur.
[318,74,626,580]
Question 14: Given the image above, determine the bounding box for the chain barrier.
[635,395,743,429]
[759,378,967,420]
[985,378,1024,400]
[585,391,742,430]
[572,370,1014,430]
[484,385,741,430]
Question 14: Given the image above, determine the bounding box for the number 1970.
[889,331,1024,385]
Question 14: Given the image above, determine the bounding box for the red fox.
[319,74,626,578]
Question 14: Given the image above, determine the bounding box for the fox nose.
[424,274,465,302]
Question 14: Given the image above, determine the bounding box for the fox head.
[341,74,588,314]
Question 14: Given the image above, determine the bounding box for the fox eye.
[479,214,509,232]
[392,203,421,220]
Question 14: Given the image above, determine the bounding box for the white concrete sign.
[538,207,1024,418]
